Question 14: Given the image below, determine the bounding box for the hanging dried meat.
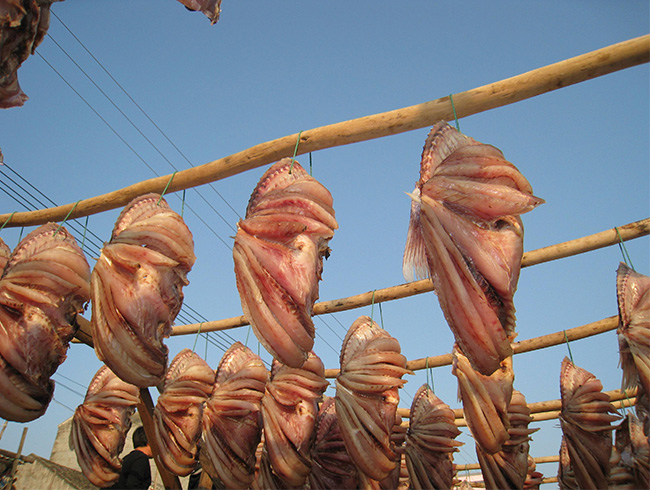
[90,193,195,388]
[558,357,621,489]
[153,348,214,476]
[0,222,90,422]
[403,121,543,376]
[176,0,222,24]
[0,0,63,108]
[609,411,650,489]
[260,351,328,487]
[335,315,412,482]
[70,365,140,488]
[616,262,650,405]
[476,389,539,489]
[404,384,462,489]
[308,396,360,490]
[452,348,513,455]
[201,342,268,490]
[0,237,10,270]
[233,158,337,368]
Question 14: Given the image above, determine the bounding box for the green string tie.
[289,130,303,174]
[192,322,204,352]
[563,330,574,364]
[615,227,635,271]
[55,200,80,237]
[449,93,460,131]
[0,212,16,232]
[158,171,177,204]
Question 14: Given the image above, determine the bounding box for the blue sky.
[0,1,648,487]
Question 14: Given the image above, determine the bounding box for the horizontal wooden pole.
[168,217,649,340]
[456,455,560,472]
[1,35,648,229]
[396,388,635,424]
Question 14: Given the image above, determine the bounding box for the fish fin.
[402,188,430,282]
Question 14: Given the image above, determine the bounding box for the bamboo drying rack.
[3,35,648,489]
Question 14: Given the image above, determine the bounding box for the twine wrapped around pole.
[1,35,647,229]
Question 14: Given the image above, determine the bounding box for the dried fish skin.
[308,396,360,490]
[90,193,195,388]
[153,349,214,477]
[404,384,462,490]
[616,262,650,398]
[0,237,10,271]
[452,348,513,455]
[403,121,543,376]
[201,342,268,490]
[336,316,412,482]
[70,365,140,488]
[261,351,328,488]
[0,223,90,422]
[559,357,621,489]
[234,158,337,368]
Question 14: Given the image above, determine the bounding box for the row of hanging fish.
[71,319,485,489]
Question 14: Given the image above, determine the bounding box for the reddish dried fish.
[476,389,539,489]
[0,237,10,270]
[308,396,360,490]
[403,121,543,376]
[201,342,268,490]
[70,365,140,488]
[233,158,337,368]
[616,262,650,400]
[524,455,544,490]
[153,348,214,476]
[609,411,650,489]
[0,223,90,422]
[261,351,328,487]
[0,0,62,108]
[177,0,222,24]
[404,384,462,489]
[559,357,621,489]
[91,193,195,388]
[452,348,513,455]
[335,316,412,482]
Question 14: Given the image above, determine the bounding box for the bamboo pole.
[136,388,182,490]
[169,217,649,338]
[456,455,560,472]
[9,427,28,482]
[325,314,619,378]
[396,388,635,424]
[1,36,647,229]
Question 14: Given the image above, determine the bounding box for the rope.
[615,226,635,270]
[55,200,80,237]
[158,171,177,203]
[449,93,460,131]
[289,130,303,174]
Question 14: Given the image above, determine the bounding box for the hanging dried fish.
[90,193,195,388]
[201,342,268,490]
[0,223,90,422]
[452,348,513,455]
[308,396,360,490]
[609,411,650,489]
[403,121,543,376]
[260,351,328,487]
[0,0,63,108]
[616,262,650,402]
[476,389,539,489]
[153,348,214,476]
[558,357,621,489]
[335,315,412,482]
[404,384,462,489]
[233,158,337,368]
[0,237,10,271]
[70,365,140,488]
[177,0,222,24]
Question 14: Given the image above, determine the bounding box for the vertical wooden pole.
[137,388,182,490]
[10,427,28,481]
[0,420,7,442]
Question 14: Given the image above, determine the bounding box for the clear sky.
[0,1,648,488]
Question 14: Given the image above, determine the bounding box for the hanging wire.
[449,93,460,131]
[563,330,574,364]
[615,227,635,271]
[54,200,81,236]
[289,130,303,173]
